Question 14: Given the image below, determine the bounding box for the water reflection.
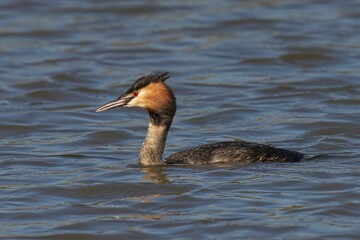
[141,166,170,183]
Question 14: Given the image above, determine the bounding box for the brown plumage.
[96,72,304,166]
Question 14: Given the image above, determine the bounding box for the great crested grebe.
[96,72,304,165]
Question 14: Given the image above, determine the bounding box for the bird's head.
[96,72,176,123]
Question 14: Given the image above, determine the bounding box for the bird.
[96,72,304,166]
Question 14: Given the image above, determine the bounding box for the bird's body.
[96,73,303,166]
[166,141,303,164]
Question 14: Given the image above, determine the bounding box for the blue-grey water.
[1,1,360,239]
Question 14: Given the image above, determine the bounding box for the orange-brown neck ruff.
[146,82,176,124]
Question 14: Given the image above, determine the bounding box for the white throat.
[139,121,170,165]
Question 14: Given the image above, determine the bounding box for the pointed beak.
[96,96,133,112]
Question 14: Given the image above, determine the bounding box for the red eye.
[133,91,138,97]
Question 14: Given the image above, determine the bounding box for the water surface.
[1,0,359,239]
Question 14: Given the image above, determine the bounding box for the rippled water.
[1,0,359,239]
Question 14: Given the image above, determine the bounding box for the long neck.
[139,113,172,166]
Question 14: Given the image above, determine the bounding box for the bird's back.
[165,141,303,165]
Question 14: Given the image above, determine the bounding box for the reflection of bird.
[96,73,303,166]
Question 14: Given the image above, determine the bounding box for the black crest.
[125,72,170,94]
